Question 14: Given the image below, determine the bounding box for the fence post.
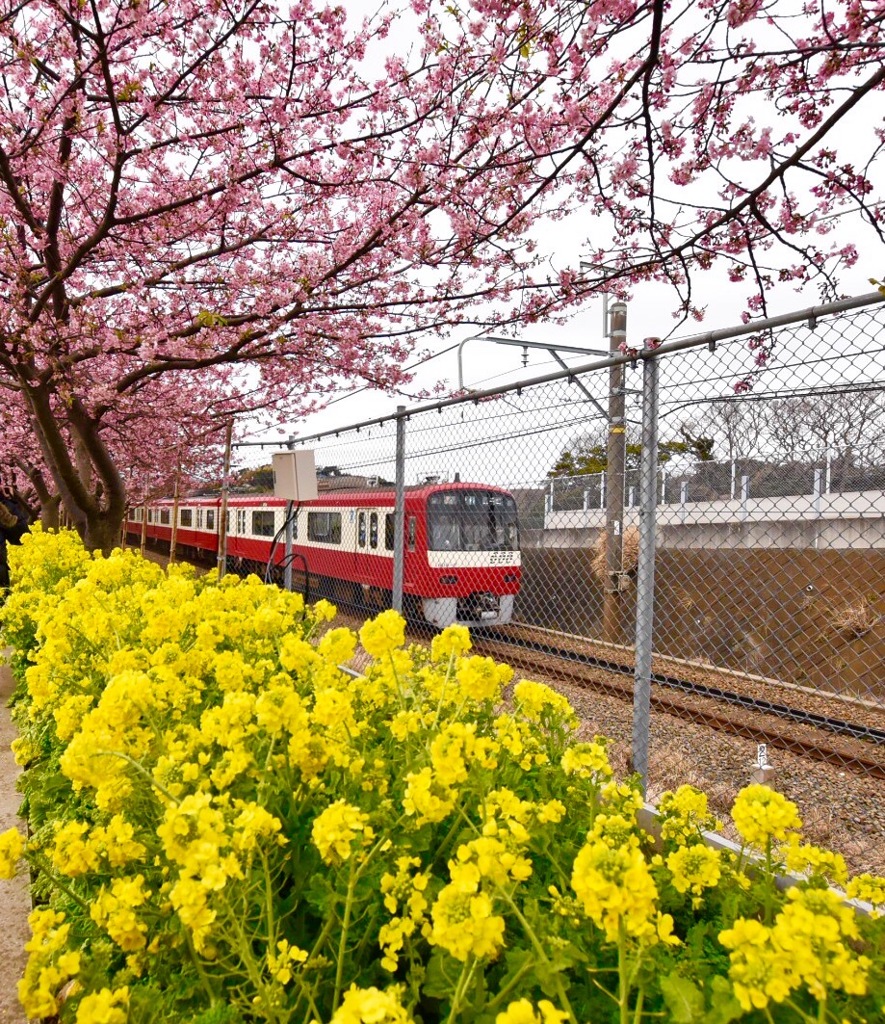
[140,503,148,556]
[217,421,233,578]
[282,437,296,592]
[392,406,406,613]
[633,346,659,792]
[169,464,180,564]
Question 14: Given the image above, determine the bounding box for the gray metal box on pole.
[272,451,318,502]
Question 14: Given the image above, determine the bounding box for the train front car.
[416,485,521,628]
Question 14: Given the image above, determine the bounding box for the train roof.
[146,482,515,507]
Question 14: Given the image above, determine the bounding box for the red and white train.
[126,483,521,628]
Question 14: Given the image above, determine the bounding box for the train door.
[355,509,367,584]
[355,507,390,611]
[354,509,381,580]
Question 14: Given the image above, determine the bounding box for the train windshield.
[427,490,519,552]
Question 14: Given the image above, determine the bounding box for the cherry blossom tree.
[0,0,883,550]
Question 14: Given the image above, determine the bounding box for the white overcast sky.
[238,0,884,449]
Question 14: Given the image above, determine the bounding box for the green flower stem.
[784,998,820,1024]
[387,650,407,710]
[290,979,324,1024]
[183,928,220,1009]
[498,887,578,1024]
[445,956,479,1024]
[29,854,89,910]
[632,985,645,1024]
[257,737,277,803]
[763,838,774,926]
[618,921,631,1024]
[227,906,288,1024]
[93,749,180,805]
[260,848,277,955]
[485,958,536,1011]
[431,653,456,730]
[307,905,337,963]
[332,859,359,1012]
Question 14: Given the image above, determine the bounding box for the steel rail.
[484,633,885,747]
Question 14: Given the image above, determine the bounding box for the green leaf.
[705,976,743,1024]
[659,973,705,1023]
[423,947,461,1000]
[532,941,583,999]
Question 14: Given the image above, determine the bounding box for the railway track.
[471,628,885,780]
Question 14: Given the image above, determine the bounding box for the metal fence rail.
[155,291,885,871]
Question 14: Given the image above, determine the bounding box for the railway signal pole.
[603,301,628,643]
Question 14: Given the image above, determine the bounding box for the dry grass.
[591,526,640,583]
[826,596,877,641]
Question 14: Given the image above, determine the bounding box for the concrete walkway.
[0,658,29,1024]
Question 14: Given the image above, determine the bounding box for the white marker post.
[751,743,774,785]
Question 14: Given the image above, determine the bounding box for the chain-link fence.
[145,291,885,870]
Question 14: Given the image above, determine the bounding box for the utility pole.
[603,301,627,643]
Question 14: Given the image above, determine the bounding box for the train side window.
[369,512,378,549]
[206,509,215,531]
[252,510,275,537]
[160,509,170,526]
[180,508,193,527]
[385,514,395,550]
[236,509,247,535]
[358,512,367,548]
[308,511,341,544]
[407,516,416,551]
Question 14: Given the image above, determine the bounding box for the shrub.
[1,529,883,1024]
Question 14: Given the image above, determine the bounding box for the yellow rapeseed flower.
[719,888,871,1011]
[667,845,722,897]
[455,655,511,703]
[513,680,575,725]
[431,624,472,661]
[846,872,885,913]
[0,827,24,879]
[430,885,506,961]
[311,801,374,865]
[495,998,569,1024]
[359,609,406,658]
[75,985,129,1024]
[731,784,801,849]
[571,841,662,944]
[402,767,456,825]
[657,784,719,844]
[330,984,414,1024]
